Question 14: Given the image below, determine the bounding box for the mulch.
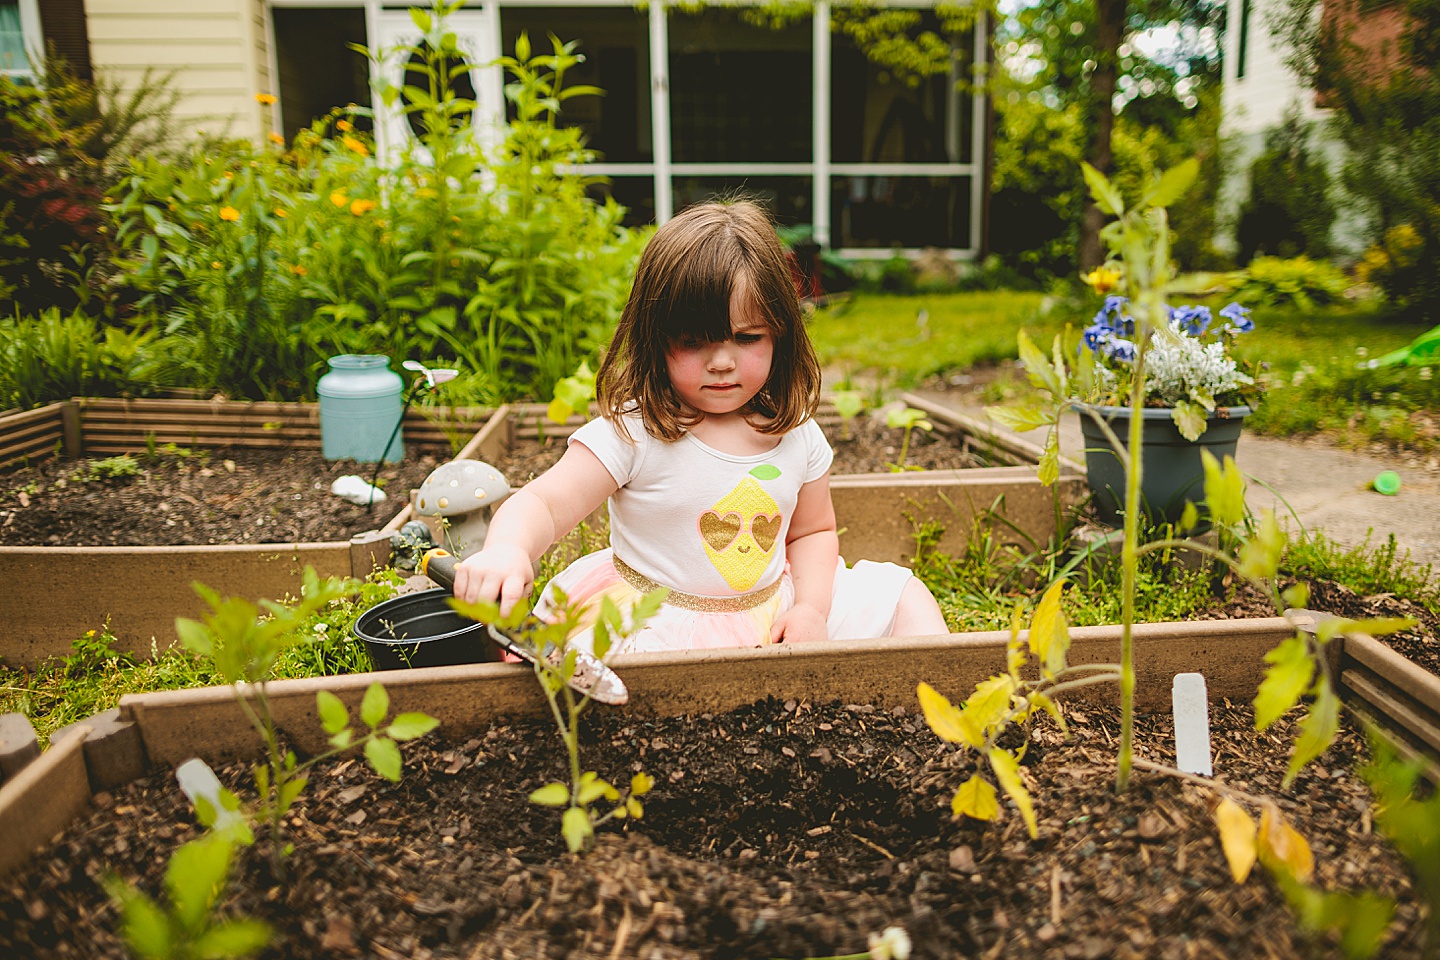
[0,698,1427,959]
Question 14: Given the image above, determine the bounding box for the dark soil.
[0,699,1426,959]
[0,449,441,547]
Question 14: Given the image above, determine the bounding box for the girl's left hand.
[771,602,828,644]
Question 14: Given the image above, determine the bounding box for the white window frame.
[267,0,987,258]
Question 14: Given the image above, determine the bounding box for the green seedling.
[831,390,865,441]
[883,406,932,472]
[452,587,666,854]
[176,568,439,878]
[918,579,1118,838]
[75,455,139,482]
[105,786,268,960]
[547,359,596,424]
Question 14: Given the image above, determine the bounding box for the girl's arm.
[452,442,618,612]
[770,475,839,644]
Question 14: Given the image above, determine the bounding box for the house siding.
[86,0,268,140]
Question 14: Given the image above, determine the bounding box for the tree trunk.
[1079,0,1127,272]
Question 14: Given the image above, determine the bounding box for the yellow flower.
[336,119,354,132]
[341,135,369,157]
[349,198,377,216]
[211,261,222,269]
[219,206,240,221]
[330,191,348,207]
[255,93,277,105]
[274,207,287,218]
[291,264,309,276]
[1082,265,1122,295]
[268,131,285,146]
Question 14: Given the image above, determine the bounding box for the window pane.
[671,176,813,229]
[500,7,650,163]
[830,12,973,164]
[585,176,656,228]
[831,176,972,249]
[0,2,27,74]
[669,8,811,163]
[273,7,372,137]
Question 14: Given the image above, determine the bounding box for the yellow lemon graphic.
[699,474,782,591]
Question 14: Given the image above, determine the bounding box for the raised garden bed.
[445,395,1086,569]
[0,617,1435,957]
[0,399,493,667]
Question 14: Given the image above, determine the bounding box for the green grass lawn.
[811,290,1440,452]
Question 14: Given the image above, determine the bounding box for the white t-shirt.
[569,413,833,597]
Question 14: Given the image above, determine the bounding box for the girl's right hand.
[452,544,534,614]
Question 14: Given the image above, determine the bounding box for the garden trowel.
[419,549,630,706]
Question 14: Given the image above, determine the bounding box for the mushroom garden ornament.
[411,459,513,559]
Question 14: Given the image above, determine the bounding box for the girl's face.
[664,283,775,419]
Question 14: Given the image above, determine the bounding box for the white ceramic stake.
[1172,672,1213,776]
[176,757,245,831]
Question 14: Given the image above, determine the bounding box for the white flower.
[1144,322,1254,407]
[867,926,912,960]
[313,622,329,634]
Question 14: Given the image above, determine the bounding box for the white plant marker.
[176,757,246,831]
[1172,673,1213,776]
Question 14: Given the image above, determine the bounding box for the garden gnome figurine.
[411,459,512,559]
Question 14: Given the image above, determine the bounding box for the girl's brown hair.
[597,200,822,441]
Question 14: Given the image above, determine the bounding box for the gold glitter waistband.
[612,555,781,612]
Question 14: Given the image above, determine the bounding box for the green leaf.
[387,712,439,741]
[562,806,592,853]
[1036,436,1060,488]
[1170,401,1208,442]
[365,736,402,782]
[1028,579,1069,678]
[1016,329,1061,397]
[1282,583,1310,610]
[577,773,613,806]
[193,918,273,959]
[1254,635,1316,730]
[1142,157,1200,210]
[316,690,348,735]
[546,396,574,424]
[328,729,353,750]
[109,884,173,959]
[1201,450,1247,528]
[1179,500,1200,532]
[1080,162,1125,217]
[166,835,232,933]
[529,782,570,807]
[749,464,781,481]
[989,747,1038,839]
[1238,510,1286,582]
[1285,682,1340,787]
[985,404,1054,434]
[175,617,213,657]
[360,682,389,730]
[962,674,1017,745]
[952,774,999,822]
[278,774,307,814]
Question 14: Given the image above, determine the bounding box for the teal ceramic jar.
[317,355,404,463]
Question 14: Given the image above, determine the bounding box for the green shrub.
[1229,255,1348,310]
[1236,112,1335,263]
[0,308,170,409]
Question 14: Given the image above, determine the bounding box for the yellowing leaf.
[962,675,1017,744]
[989,748,1038,839]
[1254,635,1316,730]
[1213,798,1258,883]
[1201,449,1246,528]
[1238,509,1286,582]
[1285,682,1340,788]
[952,775,999,821]
[1028,579,1069,679]
[917,682,980,748]
[1259,804,1315,882]
[1016,329,1061,396]
[985,404,1055,434]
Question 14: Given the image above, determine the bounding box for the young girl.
[452,201,948,652]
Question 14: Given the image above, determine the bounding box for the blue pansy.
[1082,322,1112,352]
[1220,302,1254,333]
[1169,305,1212,336]
[1104,338,1138,363]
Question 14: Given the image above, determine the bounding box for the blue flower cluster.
[1082,297,1255,365]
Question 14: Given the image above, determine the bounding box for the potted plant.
[1074,287,1261,525]
[988,162,1262,528]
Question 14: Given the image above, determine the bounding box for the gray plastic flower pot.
[1075,404,1251,527]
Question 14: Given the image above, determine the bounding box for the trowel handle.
[420,549,458,593]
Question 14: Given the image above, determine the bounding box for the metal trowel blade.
[486,623,630,706]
